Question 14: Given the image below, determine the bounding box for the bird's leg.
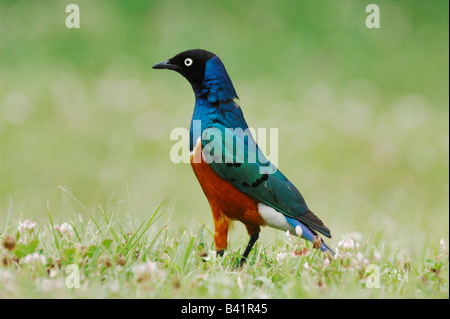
[238,224,261,267]
[239,233,259,267]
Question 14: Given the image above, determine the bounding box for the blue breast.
[190,56,246,151]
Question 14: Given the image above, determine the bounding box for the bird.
[153,49,333,266]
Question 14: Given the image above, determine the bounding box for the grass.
[0,196,448,299]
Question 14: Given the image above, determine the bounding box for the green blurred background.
[0,0,448,252]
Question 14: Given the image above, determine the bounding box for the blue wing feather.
[201,122,331,238]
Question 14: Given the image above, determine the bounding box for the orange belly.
[190,140,264,250]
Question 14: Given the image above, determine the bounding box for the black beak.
[152,59,180,71]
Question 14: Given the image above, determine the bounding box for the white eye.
[184,58,193,66]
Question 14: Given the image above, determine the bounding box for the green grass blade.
[47,202,60,250]
[183,236,196,273]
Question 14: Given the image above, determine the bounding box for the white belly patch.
[258,203,295,233]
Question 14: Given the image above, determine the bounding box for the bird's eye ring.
[184,58,193,66]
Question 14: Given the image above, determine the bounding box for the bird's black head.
[152,49,216,87]
[153,49,238,102]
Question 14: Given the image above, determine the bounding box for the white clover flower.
[133,261,157,275]
[373,250,381,262]
[54,222,74,237]
[352,252,370,270]
[440,238,447,251]
[0,269,14,281]
[198,274,208,280]
[438,238,448,259]
[40,279,64,293]
[344,239,355,250]
[276,252,288,262]
[48,268,57,279]
[23,252,46,266]
[295,225,303,237]
[338,238,360,251]
[133,261,164,281]
[286,230,293,242]
[334,249,341,259]
[18,219,37,232]
[107,281,120,293]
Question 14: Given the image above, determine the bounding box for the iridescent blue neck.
[193,56,238,104]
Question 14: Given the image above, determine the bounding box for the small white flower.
[344,239,355,250]
[440,238,447,251]
[334,249,341,259]
[133,261,163,281]
[0,269,14,281]
[323,258,330,268]
[338,238,360,251]
[18,219,37,232]
[48,268,57,279]
[353,252,370,269]
[295,225,303,237]
[304,262,311,270]
[373,250,381,262]
[355,252,364,262]
[276,252,288,262]
[54,222,73,237]
[286,230,293,242]
[23,252,46,266]
[133,262,154,275]
[107,281,120,293]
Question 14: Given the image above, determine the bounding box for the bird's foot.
[216,249,225,257]
[235,257,247,270]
